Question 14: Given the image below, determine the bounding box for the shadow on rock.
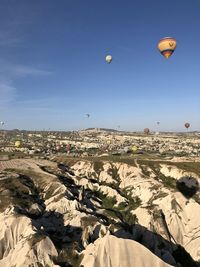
[32,211,82,249]
[176,176,199,198]
[113,224,199,267]
[172,245,200,267]
[32,211,83,267]
[8,174,46,219]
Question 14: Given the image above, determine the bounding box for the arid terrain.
[0,131,200,267]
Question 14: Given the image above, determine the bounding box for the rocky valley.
[0,153,199,267]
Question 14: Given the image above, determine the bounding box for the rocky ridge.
[0,158,199,267]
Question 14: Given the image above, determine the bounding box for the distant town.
[0,129,199,160]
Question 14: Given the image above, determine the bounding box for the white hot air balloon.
[105,55,112,64]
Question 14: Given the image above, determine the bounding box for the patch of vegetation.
[175,162,200,176]
[28,233,46,247]
[1,169,45,214]
[153,191,168,200]
[126,196,141,211]
[102,195,117,209]
[97,187,141,228]
[150,184,160,191]
[138,160,200,177]
[53,244,84,267]
[120,187,142,210]
[93,161,104,176]
[193,194,200,205]
[123,212,138,227]
[137,160,161,175]
[140,165,152,177]
[0,177,30,211]
[104,209,119,219]
[81,216,98,228]
[68,155,138,167]
[6,168,57,193]
[44,182,62,199]
[94,191,117,210]
[153,209,161,220]
[0,151,26,159]
[93,189,140,226]
[158,174,176,189]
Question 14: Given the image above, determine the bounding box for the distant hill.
[84,128,119,132]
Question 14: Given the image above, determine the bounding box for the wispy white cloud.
[0,31,21,46]
[15,96,78,114]
[0,60,52,77]
[0,79,16,104]
[13,65,52,76]
[0,61,52,105]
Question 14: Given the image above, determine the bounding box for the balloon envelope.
[158,37,176,59]
[15,140,21,148]
[105,55,112,64]
[144,128,150,134]
[184,122,190,129]
[56,146,60,150]
[132,146,138,152]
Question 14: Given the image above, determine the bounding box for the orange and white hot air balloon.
[158,37,177,59]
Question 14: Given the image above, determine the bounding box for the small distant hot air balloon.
[184,122,190,129]
[158,37,177,59]
[156,122,160,135]
[66,144,71,151]
[132,146,138,152]
[86,114,90,118]
[144,128,150,134]
[15,140,21,148]
[56,144,61,151]
[105,55,112,64]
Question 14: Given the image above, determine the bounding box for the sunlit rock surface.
[0,157,199,266]
[81,235,173,267]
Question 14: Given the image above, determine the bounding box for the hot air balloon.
[56,144,61,151]
[144,128,150,134]
[132,146,138,152]
[105,55,112,64]
[15,140,21,148]
[184,122,190,129]
[66,144,71,151]
[86,114,90,118]
[156,122,160,135]
[158,37,177,59]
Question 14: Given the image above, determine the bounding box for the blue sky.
[0,0,199,131]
